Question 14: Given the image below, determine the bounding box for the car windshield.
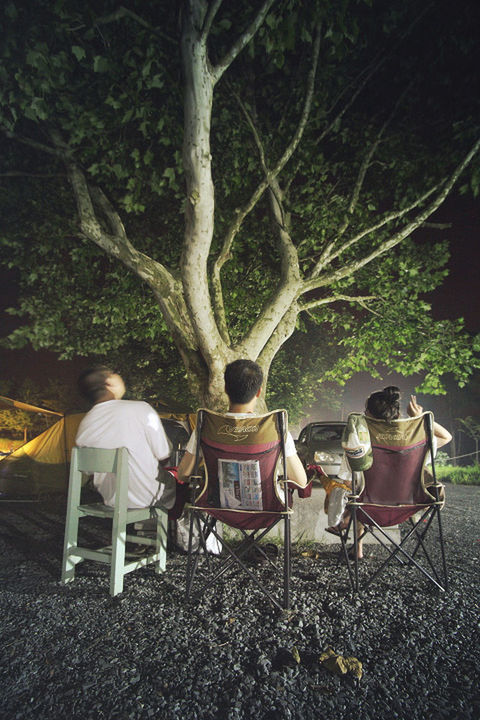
[311,426,344,442]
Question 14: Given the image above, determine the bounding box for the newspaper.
[218,459,263,510]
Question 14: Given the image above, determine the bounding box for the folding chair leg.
[283,515,291,610]
[352,508,360,593]
[436,508,448,590]
[186,511,199,599]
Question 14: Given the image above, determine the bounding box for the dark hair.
[366,385,401,421]
[77,366,114,404]
[224,359,263,404]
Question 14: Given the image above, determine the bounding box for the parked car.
[295,421,346,477]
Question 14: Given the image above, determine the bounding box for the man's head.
[77,366,126,405]
[224,359,263,405]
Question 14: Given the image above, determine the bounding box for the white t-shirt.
[185,412,296,456]
[75,400,170,508]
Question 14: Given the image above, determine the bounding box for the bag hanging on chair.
[342,413,373,472]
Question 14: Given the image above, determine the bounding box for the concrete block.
[269,484,401,545]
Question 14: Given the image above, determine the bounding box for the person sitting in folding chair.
[75,366,177,510]
[331,386,451,560]
[177,359,308,610]
[334,386,452,594]
[178,360,307,488]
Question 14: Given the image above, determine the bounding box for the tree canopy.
[1,0,479,416]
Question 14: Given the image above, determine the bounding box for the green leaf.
[93,56,109,73]
[71,45,86,61]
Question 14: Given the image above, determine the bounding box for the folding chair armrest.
[347,492,360,502]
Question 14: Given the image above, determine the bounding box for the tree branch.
[2,129,66,159]
[314,3,434,149]
[309,182,442,278]
[421,222,452,230]
[63,160,199,356]
[201,0,223,40]
[303,137,480,292]
[89,186,127,241]
[213,29,321,359]
[299,294,378,312]
[213,25,321,283]
[212,0,276,83]
[257,303,299,373]
[0,171,65,178]
[63,160,177,297]
[94,5,177,45]
[331,84,413,248]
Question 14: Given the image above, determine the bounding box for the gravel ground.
[0,484,479,720]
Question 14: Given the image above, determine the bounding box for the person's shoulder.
[117,399,155,411]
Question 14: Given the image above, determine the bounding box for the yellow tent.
[0,394,64,417]
[0,406,195,498]
[0,414,83,497]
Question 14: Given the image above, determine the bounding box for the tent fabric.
[2,414,84,465]
[0,408,194,497]
[0,415,84,497]
[0,394,63,417]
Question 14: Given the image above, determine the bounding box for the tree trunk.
[181,1,228,382]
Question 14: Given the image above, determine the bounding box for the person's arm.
[407,395,452,448]
[286,453,308,487]
[177,450,196,482]
[431,422,452,448]
[176,428,199,482]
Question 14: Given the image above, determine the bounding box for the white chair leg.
[154,509,167,574]
[110,518,127,596]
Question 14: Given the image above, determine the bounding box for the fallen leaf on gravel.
[319,648,363,679]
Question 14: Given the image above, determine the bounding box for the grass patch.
[436,464,480,486]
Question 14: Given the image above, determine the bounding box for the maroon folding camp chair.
[185,408,303,610]
[339,412,447,593]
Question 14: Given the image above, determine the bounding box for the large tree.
[1,0,479,411]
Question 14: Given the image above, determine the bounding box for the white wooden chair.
[61,446,168,596]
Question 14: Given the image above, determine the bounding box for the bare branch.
[212,29,321,359]
[202,0,223,40]
[90,186,127,240]
[214,25,321,276]
[210,273,231,346]
[309,182,442,278]
[421,222,452,230]
[335,84,413,246]
[2,129,66,159]
[64,161,177,296]
[257,304,299,372]
[0,171,65,178]
[94,5,176,44]
[303,137,480,292]
[212,0,276,83]
[299,294,378,312]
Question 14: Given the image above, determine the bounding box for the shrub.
[436,464,480,486]
[434,450,451,467]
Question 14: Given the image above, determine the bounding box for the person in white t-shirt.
[177,359,307,487]
[75,366,175,509]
